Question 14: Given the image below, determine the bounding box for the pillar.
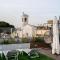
[52,16,60,54]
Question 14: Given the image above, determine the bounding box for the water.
[0,43,31,55]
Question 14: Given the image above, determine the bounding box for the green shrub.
[35,37,45,43]
[29,50,39,58]
[30,50,54,60]
[18,51,30,60]
[1,53,6,60]
[7,50,18,60]
[0,38,16,44]
[0,54,2,60]
[1,40,10,44]
[0,51,54,60]
[22,38,28,43]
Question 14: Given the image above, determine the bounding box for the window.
[25,18,27,22]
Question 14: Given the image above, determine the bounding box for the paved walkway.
[32,48,60,60]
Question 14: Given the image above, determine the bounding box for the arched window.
[25,18,27,22]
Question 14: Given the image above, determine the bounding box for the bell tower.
[22,12,28,26]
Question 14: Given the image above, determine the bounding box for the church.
[11,13,36,38]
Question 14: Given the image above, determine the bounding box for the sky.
[0,0,60,27]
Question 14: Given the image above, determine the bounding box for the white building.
[11,12,36,38]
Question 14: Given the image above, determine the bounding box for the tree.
[0,21,15,33]
[0,21,14,28]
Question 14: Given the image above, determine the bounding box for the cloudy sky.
[0,0,60,27]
